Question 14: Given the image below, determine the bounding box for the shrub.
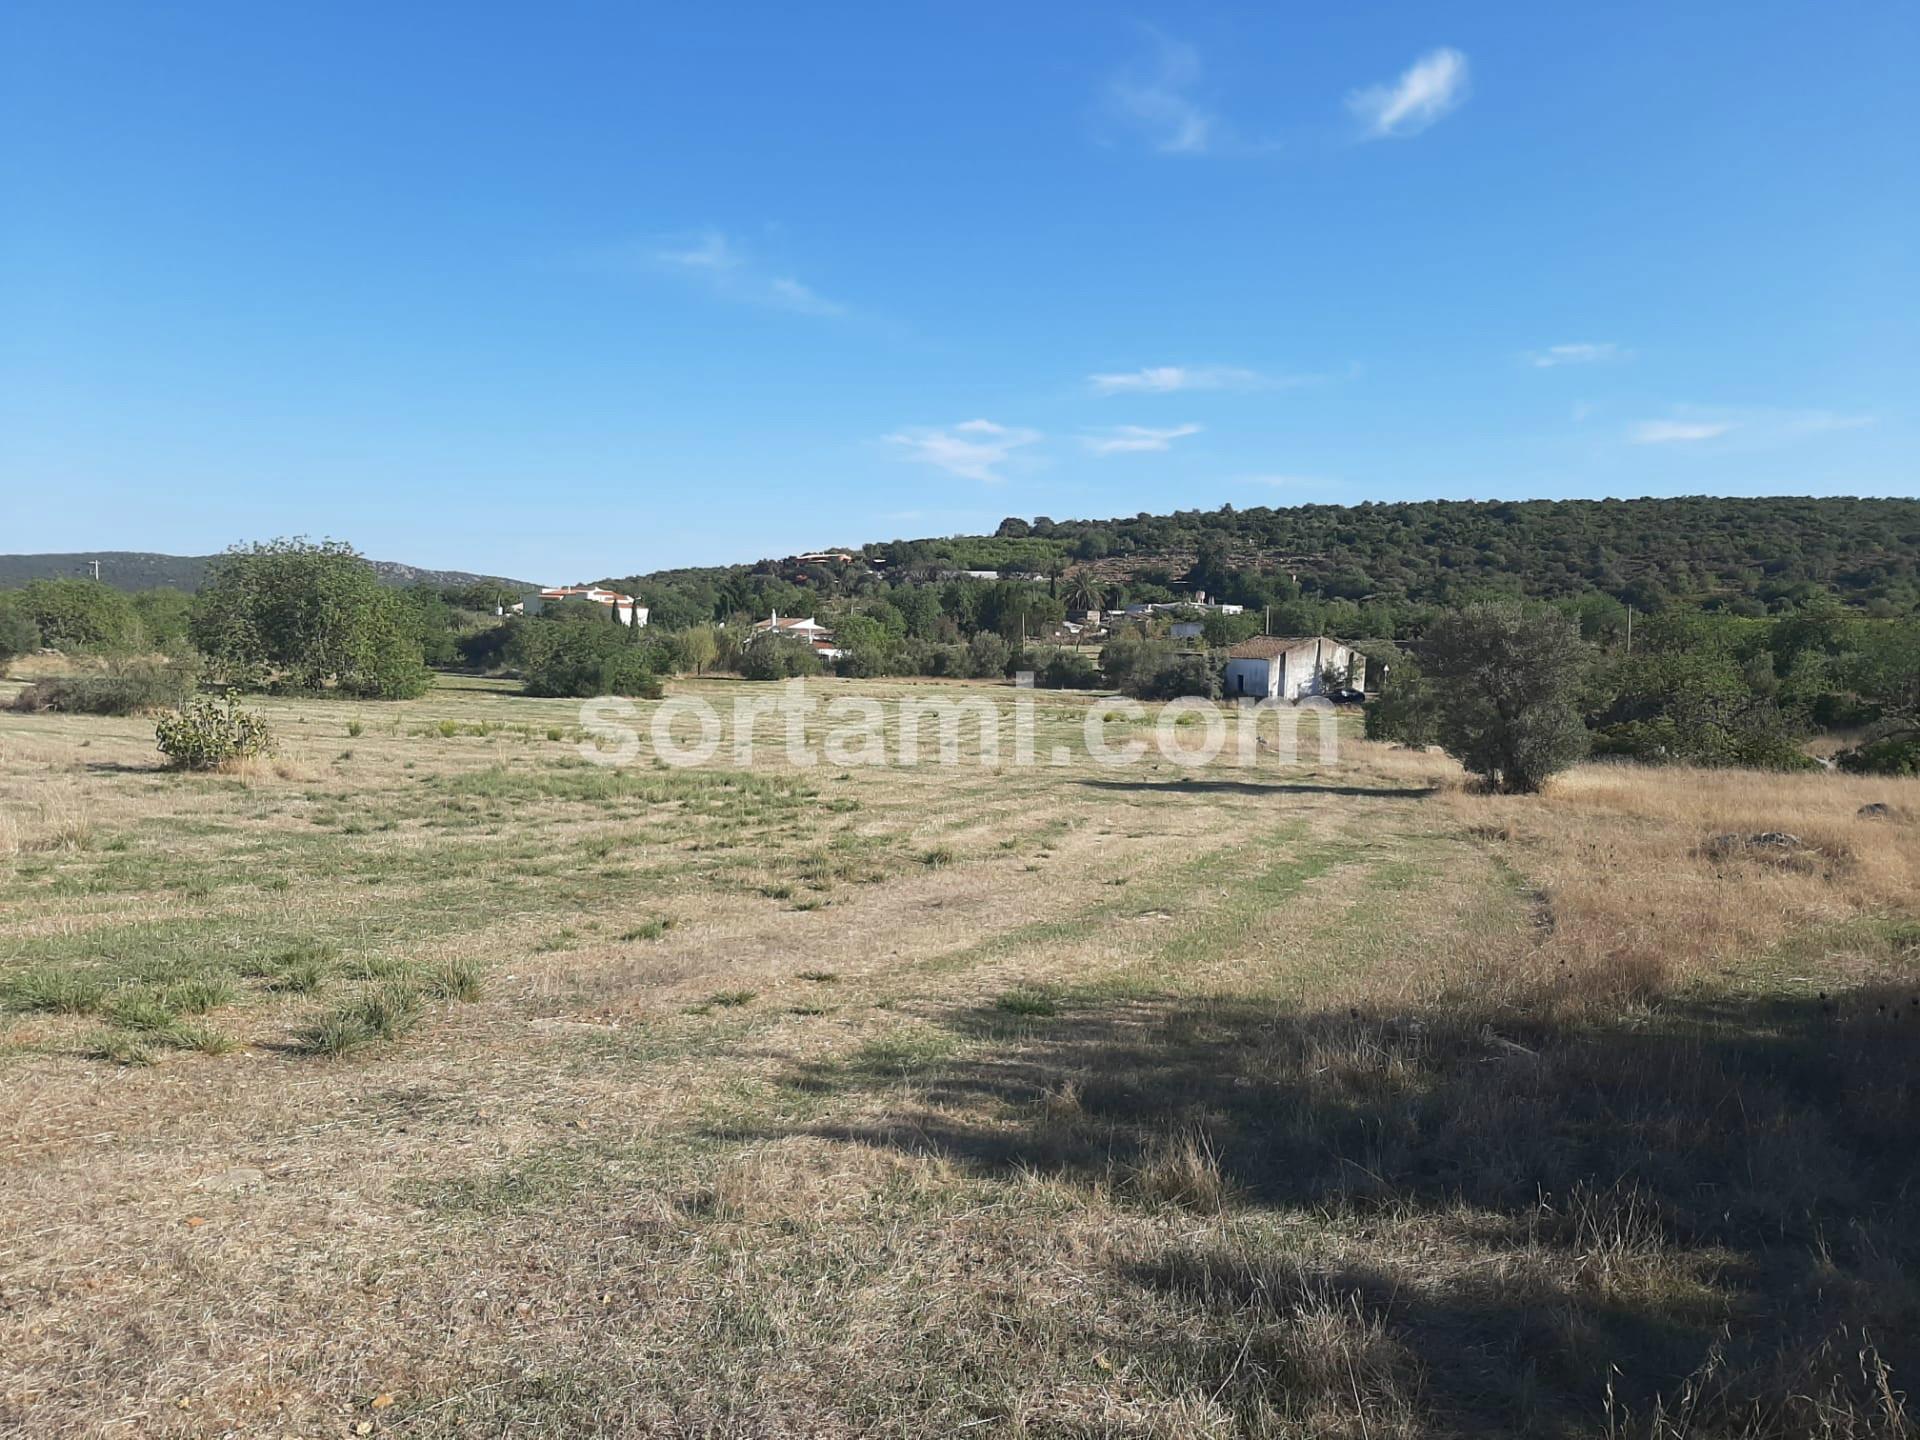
[9,578,142,653]
[598,648,665,698]
[513,611,665,696]
[0,596,39,669]
[1835,724,1920,776]
[739,634,824,681]
[190,538,433,698]
[155,696,276,770]
[1036,651,1101,689]
[11,659,199,716]
[964,631,1012,679]
[1137,653,1222,701]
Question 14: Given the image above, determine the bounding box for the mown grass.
[5,681,1919,1437]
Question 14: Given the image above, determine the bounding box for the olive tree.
[1419,604,1594,793]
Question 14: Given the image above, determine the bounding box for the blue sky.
[3,2,1914,582]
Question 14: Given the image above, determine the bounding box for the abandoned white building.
[1222,636,1365,701]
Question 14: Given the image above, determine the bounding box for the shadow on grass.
[1077,777,1438,799]
[770,986,1920,1437]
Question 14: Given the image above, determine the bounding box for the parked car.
[1327,687,1367,705]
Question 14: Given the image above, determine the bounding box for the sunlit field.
[4,674,1918,1438]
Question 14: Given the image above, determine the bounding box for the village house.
[1222,636,1365,701]
[517,585,648,626]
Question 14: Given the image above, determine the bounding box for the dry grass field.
[3,674,1918,1438]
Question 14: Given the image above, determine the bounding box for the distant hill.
[0,551,541,595]
[611,494,1920,627]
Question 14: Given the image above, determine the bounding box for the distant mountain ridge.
[0,551,541,595]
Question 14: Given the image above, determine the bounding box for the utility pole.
[82,560,100,581]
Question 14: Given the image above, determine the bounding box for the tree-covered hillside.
[0,551,539,596]
[865,496,1920,616]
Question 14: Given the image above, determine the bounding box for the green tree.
[189,539,433,698]
[1062,571,1105,613]
[739,634,823,680]
[1419,604,1595,793]
[673,625,720,676]
[11,578,142,653]
[129,588,195,654]
[0,595,40,669]
[510,610,662,697]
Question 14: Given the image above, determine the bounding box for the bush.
[9,578,143,654]
[1036,651,1101,689]
[598,648,665,698]
[514,613,664,697]
[0,597,40,669]
[1137,653,1222,700]
[12,659,199,715]
[154,695,276,770]
[965,631,1011,679]
[739,634,824,681]
[1835,724,1920,776]
[190,538,433,698]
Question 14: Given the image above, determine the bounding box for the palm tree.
[1063,571,1104,614]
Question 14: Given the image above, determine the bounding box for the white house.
[519,586,648,627]
[1222,636,1365,701]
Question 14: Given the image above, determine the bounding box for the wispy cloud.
[1529,342,1627,369]
[1243,473,1332,489]
[1780,409,1876,435]
[1087,364,1278,394]
[1082,423,1202,456]
[1347,48,1470,140]
[885,419,1042,484]
[1105,33,1216,154]
[651,230,845,317]
[1631,419,1734,445]
[1628,407,1875,447]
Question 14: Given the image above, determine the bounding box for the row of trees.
[0,541,450,700]
[1367,603,1920,789]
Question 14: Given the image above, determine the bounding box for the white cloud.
[1628,407,1874,447]
[1348,48,1470,140]
[1082,423,1202,456]
[1105,34,1217,154]
[886,419,1042,484]
[652,230,845,317]
[1243,473,1330,489]
[1529,342,1626,369]
[1631,419,1735,445]
[1087,364,1269,394]
[1782,409,1876,435]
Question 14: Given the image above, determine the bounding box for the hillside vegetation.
[0,550,538,595]
[617,495,1920,623]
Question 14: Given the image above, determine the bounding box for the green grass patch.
[298,982,424,1057]
[994,987,1060,1018]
